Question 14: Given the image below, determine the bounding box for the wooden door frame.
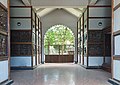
[76,21,78,63]
[7,0,11,80]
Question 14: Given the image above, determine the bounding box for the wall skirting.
[108,78,120,85]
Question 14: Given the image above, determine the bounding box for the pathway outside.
[11,63,111,85]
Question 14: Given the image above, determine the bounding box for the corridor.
[11,64,111,85]
[1,0,120,85]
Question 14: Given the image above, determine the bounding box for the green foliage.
[44,25,74,46]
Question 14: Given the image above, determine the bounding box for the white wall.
[114,0,120,7]
[114,8,120,32]
[10,8,31,17]
[33,56,36,66]
[84,10,87,22]
[75,37,78,62]
[89,7,111,17]
[105,57,111,64]
[11,57,31,67]
[41,9,78,63]
[31,0,88,7]
[89,19,111,30]
[0,60,8,83]
[115,35,120,55]
[84,56,87,66]
[41,9,77,35]
[10,0,24,6]
[88,57,103,66]
[10,19,31,30]
[80,53,83,64]
[0,0,7,7]
[113,60,120,80]
[95,0,111,5]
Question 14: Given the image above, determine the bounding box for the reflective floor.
[11,63,111,85]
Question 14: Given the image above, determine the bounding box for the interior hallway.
[11,63,111,85]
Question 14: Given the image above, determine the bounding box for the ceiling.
[22,0,99,17]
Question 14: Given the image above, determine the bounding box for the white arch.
[42,24,75,63]
[42,26,77,64]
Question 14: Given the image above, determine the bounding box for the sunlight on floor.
[11,63,111,85]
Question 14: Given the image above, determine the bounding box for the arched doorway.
[44,25,75,63]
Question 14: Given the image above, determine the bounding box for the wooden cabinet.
[77,18,81,63]
[10,6,42,69]
[0,2,10,83]
[79,5,111,68]
[0,3,8,60]
[88,30,103,56]
[45,55,74,63]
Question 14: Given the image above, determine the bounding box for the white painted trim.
[0,60,8,83]
[89,0,98,5]
[37,8,56,17]
[22,0,31,6]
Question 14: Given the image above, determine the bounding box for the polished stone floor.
[11,63,111,85]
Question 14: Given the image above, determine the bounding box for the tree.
[44,25,74,54]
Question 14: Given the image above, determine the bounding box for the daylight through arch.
[44,25,75,55]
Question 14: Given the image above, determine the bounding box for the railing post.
[59,45,60,55]
[48,45,49,55]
